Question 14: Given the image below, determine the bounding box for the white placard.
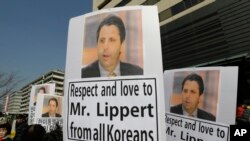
[64,6,165,141]
[28,83,55,125]
[35,94,63,132]
[164,67,238,141]
[66,76,162,141]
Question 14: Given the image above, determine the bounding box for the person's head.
[21,124,46,141]
[0,123,11,138]
[96,15,126,72]
[16,114,27,126]
[38,87,46,94]
[181,73,204,114]
[47,97,59,115]
[42,124,62,141]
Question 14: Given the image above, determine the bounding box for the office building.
[19,70,64,113]
[8,91,22,113]
[0,94,8,113]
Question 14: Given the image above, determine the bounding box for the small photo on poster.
[81,9,144,78]
[33,85,48,106]
[31,84,55,106]
[36,94,63,118]
[168,70,220,122]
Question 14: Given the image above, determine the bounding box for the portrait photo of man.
[42,97,61,117]
[81,10,143,78]
[170,72,217,121]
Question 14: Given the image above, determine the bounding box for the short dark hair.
[21,124,46,141]
[38,87,46,93]
[0,123,11,135]
[48,97,58,107]
[181,73,204,95]
[16,114,26,120]
[96,15,126,43]
[42,124,62,141]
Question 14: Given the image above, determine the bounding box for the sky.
[0,0,92,89]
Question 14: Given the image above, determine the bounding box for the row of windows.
[9,101,21,104]
[141,0,160,5]
[115,0,132,7]
[44,78,63,83]
[8,106,20,109]
[159,0,205,22]
[98,0,160,9]
[97,0,205,22]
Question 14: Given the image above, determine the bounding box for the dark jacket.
[42,112,61,117]
[170,104,216,121]
[13,122,28,141]
[81,61,143,78]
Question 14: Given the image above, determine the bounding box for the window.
[141,0,160,5]
[171,2,185,15]
[159,8,172,22]
[98,0,111,10]
[115,0,131,7]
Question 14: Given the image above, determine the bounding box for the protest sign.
[35,94,63,132]
[64,5,165,141]
[164,67,238,141]
[28,83,55,125]
[66,76,162,141]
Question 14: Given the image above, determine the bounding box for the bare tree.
[0,71,23,97]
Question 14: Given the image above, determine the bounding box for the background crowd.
[0,113,62,141]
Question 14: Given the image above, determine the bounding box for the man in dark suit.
[82,15,143,78]
[170,73,216,121]
[42,97,61,117]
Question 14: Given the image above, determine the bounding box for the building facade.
[0,95,5,112]
[8,91,22,113]
[18,70,64,113]
[0,94,8,113]
[93,0,215,25]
